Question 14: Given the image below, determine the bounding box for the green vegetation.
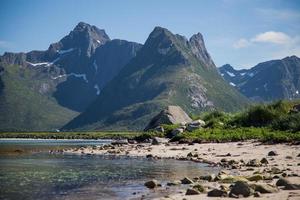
[0,131,142,139]
[169,100,300,143]
[0,64,78,131]
[171,127,300,143]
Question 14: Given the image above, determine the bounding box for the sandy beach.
[65,140,300,200]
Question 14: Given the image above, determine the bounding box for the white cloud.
[233,31,299,49]
[251,31,292,45]
[233,38,251,49]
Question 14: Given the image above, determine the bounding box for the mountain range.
[219,56,300,101]
[63,27,249,130]
[0,22,298,131]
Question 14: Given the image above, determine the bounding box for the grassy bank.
[0,131,142,139]
[171,127,300,143]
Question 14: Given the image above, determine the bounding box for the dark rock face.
[219,56,300,101]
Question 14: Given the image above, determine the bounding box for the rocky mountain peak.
[189,32,215,68]
[47,22,110,58]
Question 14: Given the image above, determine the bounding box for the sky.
[0,0,299,69]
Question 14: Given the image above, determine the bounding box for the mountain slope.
[0,64,78,131]
[0,22,142,131]
[63,27,249,131]
[0,22,142,112]
[219,56,300,101]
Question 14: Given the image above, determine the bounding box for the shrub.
[272,113,300,132]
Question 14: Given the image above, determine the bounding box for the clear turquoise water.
[0,139,217,200]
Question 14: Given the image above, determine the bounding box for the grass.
[171,127,300,143]
[0,131,143,140]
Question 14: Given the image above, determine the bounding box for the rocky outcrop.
[144,106,192,131]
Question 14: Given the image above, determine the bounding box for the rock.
[167,180,181,186]
[215,174,248,183]
[253,191,261,197]
[144,179,159,189]
[111,139,128,145]
[146,154,153,158]
[181,177,194,184]
[260,157,269,164]
[200,174,215,182]
[185,188,200,195]
[229,181,254,197]
[190,119,206,126]
[276,178,300,190]
[268,151,278,156]
[246,159,262,167]
[154,126,164,133]
[144,106,192,131]
[186,120,205,132]
[247,174,264,182]
[152,137,168,145]
[276,178,290,186]
[192,184,206,193]
[286,156,293,159]
[271,167,282,174]
[170,128,184,137]
[187,152,198,157]
[251,183,278,193]
[207,189,228,197]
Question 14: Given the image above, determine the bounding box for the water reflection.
[0,139,218,200]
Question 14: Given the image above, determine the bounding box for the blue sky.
[0,0,299,68]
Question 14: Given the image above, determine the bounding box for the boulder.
[170,128,184,137]
[250,183,278,193]
[166,180,181,186]
[260,157,269,164]
[207,189,228,197]
[144,106,192,131]
[200,174,215,182]
[153,126,164,133]
[111,139,128,145]
[185,188,200,195]
[247,174,264,182]
[181,177,194,184]
[192,184,206,193]
[229,181,254,197]
[144,179,159,189]
[186,120,205,132]
[268,151,278,156]
[152,137,168,145]
[246,159,262,167]
[276,178,300,190]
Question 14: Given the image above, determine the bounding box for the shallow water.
[0,139,218,200]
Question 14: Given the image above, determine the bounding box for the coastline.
[65,140,300,200]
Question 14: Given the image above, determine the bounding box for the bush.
[231,101,291,127]
[272,113,300,132]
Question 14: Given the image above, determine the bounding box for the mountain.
[63,27,249,131]
[0,22,142,131]
[219,56,300,101]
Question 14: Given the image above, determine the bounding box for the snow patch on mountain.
[57,48,75,55]
[94,84,100,95]
[26,61,50,67]
[230,82,236,86]
[93,60,98,72]
[226,71,235,77]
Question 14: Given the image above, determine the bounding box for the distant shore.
[65,140,300,200]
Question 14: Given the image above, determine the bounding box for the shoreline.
[65,140,300,200]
